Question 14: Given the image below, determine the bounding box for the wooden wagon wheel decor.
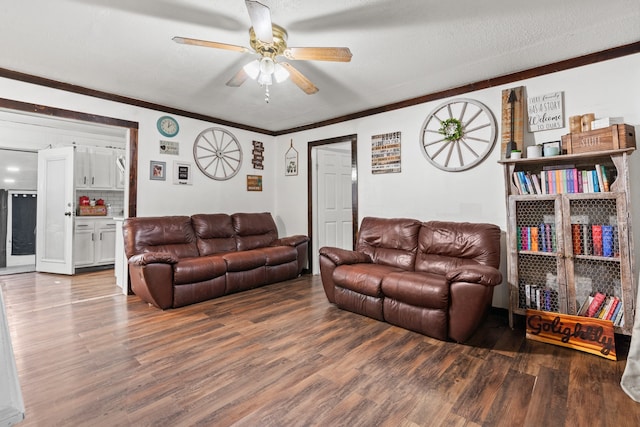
[420,98,497,171]
[193,127,243,180]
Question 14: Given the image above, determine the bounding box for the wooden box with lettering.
[526,309,616,360]
[561,124,636,154]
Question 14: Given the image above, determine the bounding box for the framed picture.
[247,174,263,191]
[173,161,193,185]
[285,140,298,176]
[150,161,166,181]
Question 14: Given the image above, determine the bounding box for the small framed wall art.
[285,140,298,176]
[173,161,193,185]
[150,161,166,181]
[247,175,263,191]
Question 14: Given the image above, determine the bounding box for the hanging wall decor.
[247,175,263,191]
[252,140,264,170]
[193,127,242,180]
[371,132,401,174]
[420,98,497,171]
[285,139,298,176]
[527,91,564,132]
[150,161,166,181]
[173,161,193,185]
[159,140,179,155]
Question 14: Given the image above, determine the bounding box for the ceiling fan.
[173,0,352,102]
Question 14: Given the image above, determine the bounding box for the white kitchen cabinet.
[74,219,117,267]
[75,147,115,190]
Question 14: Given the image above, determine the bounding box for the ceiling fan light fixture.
[258,57,275,75]
[273,63,289,83]
[243,59,261,80]
[257,71,273,86]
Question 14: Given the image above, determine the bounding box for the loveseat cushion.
[173,256,227,285]
[356,217,421,270]
[191,213,237,255]
[381,271,449,309]
[232,212,278,251]
[414,221,501,275]
[333,263,402,297]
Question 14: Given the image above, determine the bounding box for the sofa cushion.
[232,212,278,251]
[191,213,237,256]
[173,256,227,285]
[259,246,297,266]
[381,271,449,309]
[222,249,267,271]
[414,221,501,275]
[123,216,199,259]
[356,217,421,270]
[333,263,402,297]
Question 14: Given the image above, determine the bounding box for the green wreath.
[439,118,464,141]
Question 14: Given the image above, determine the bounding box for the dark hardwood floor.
[1,270,639,426]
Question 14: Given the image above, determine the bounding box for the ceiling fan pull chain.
[264,85,270,103]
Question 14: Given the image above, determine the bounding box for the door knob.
[64,211,72,216]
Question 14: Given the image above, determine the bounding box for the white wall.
[275,53,640,308]
[0,78,277,218]
[1,53,639,309]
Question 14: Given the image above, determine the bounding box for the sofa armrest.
[273,235,309,247]
[446,264,502,287]
[319,247,372,266]
[128,252,179,266]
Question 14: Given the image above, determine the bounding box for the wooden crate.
[562,124,636,154]
[77,205,107,216]
[526,309,616,360]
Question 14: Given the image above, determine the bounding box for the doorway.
[0,149,38,274]
[308,134,358,274]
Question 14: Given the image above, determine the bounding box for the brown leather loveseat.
[319,217,502,342]
[123,212,309,309]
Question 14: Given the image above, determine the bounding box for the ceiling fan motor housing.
[249,24,288,58]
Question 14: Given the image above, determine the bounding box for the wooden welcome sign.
[526,309,616,360]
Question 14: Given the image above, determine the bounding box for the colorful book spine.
[592,225,603,256]
[586,292,606,317]
[531,227,539,252]
[602,225,614,257]
[571,224,582,255]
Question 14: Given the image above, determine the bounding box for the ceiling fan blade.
[280,62,318,95]
[226,68,250,87]
[245,0,273,43]
[284,47,353,62]
[173,36,250,53]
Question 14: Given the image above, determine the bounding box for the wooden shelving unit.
[500,148,636,335]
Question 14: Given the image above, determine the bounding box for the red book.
[606,297,620,320]
[586,292,606,317]
[592,225,603,256]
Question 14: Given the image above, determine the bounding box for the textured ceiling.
[0,0,639,132]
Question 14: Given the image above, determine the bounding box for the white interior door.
[314,143,353,273]
[36,146,75,274]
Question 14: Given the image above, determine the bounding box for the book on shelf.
[522,284,557,311]
[518,225,556,252]
[579,292,624,326]
[585,292,606,317]
[592,225,603,256]
[512,164,614,195]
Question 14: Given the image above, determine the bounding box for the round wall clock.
[419,98,497,172]
[193,127,243,180]
[157,116,179,137]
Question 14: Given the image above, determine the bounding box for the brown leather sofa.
[319,217,502,342]
[123,212,309,309]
